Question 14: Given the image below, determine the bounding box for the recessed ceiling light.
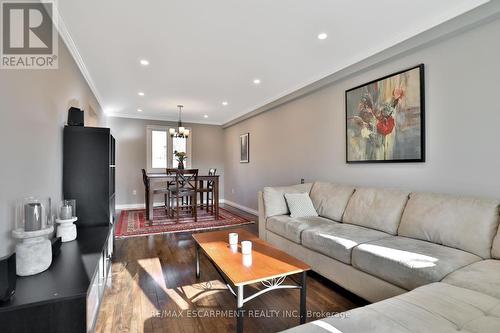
[253,79,261,85]
[317,33,328,40]
[222,101,228,106]
[204,115,209,118]
[139,59,149,66]
[138,92,145,96]
[137,108,143,112]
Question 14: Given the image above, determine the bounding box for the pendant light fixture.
[169,105,190,138]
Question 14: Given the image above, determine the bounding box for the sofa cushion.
[302,223,391,264]
[442,260,500,299]
[492,228,500,259]
[266,215,331,244]
[398,192,500,259]
[263,183,313,218]
[281,282,500,333]
[284,193,318,218]
[342,187,410,235]
[352,236,481,290]
[309,182,355,221]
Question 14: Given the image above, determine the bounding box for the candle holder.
[13,197,53,276]
[55,199,78,242]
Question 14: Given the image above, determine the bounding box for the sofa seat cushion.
[443,259,500,299]
[281,282,500,333]
[302,223,392,264]
[266,215,332,244]
[352,236,481,290]
[398,192,500,259]
[342,187,410,235]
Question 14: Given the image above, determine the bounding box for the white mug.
[241,241,252,255]
[229,233,238,245]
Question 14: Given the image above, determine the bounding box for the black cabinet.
[63,126,116,227]
[0,126,117,332]
[0,226,114,333]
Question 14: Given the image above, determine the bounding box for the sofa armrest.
[258,191,267,241]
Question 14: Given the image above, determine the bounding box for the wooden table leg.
[145,189,150,220]
[215,178,220,219]
[148,180,154,221]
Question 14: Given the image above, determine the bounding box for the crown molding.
[105,113,222,126]
[53,5,104,114]
[222,0,500,128]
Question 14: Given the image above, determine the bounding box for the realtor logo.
[1,1,58,69]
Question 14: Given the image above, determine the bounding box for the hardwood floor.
[95,205,366,333]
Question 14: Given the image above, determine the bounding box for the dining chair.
[165,168,178,215]
[142,169,171,220]
[167,169,199,223]
[198,168,217,214]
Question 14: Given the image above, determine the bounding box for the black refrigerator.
[63,126,115,227]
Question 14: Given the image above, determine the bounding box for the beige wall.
[106,117,225,206]
[0,37,103,257]
[223,17,500,211]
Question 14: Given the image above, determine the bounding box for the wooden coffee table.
[192,228,311,333]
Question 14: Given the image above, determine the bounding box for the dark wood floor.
[95,205,365,333]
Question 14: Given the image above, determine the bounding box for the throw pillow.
[285,192,319,218]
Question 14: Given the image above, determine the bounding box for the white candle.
[229,244,238,253]
[229,233,238,245]
[241,241,252,255]
[242,254,252,267]
[60,205,72,220]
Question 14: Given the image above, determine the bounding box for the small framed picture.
[240,133,249,163]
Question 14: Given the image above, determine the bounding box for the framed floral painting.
[345,64,425,163]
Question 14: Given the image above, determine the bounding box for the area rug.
[115,207,254,238]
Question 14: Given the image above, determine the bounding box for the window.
[146,126,192,172]
[151,130,167,169]
[172,136,187,169]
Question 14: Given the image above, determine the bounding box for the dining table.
[145,173,220,221]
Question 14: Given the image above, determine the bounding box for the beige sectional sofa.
[257,182,500,333]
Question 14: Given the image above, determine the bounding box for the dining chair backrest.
[174,169,199,192]
[206,168,217,189]
[166,168,177,187]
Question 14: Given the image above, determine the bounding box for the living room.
[1,1,500,332]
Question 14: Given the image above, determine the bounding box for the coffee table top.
[192,228,310,286]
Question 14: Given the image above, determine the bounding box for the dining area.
[113,125,252,239]
[141,168,220,222]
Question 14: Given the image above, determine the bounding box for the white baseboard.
[222,199,258,215]
[116,203,145,210]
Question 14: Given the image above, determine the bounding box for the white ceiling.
[57,0,489,125]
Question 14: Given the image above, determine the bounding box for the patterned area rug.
[115,207,254,238]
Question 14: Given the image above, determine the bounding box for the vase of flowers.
[174,151,187,169]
